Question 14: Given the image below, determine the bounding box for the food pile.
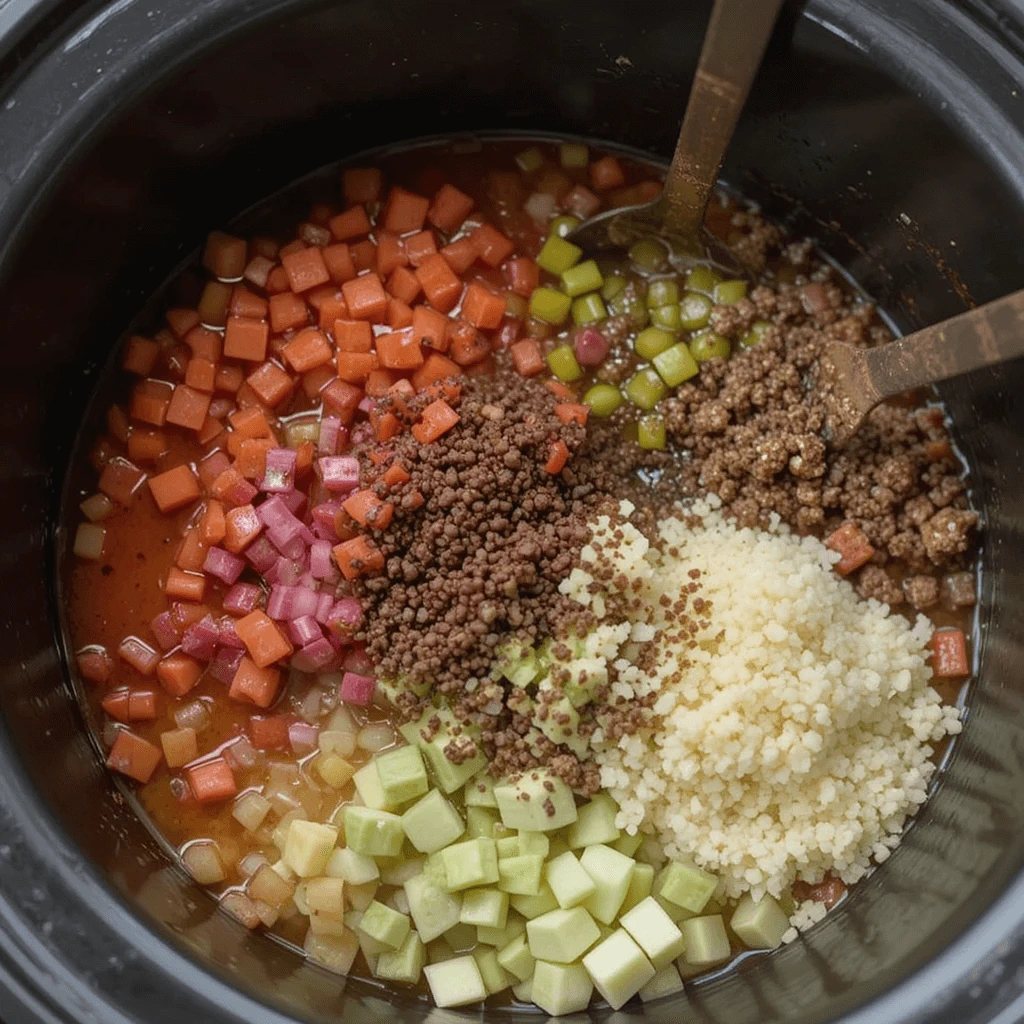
[67,140,976,1015]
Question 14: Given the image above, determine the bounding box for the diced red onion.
[218,617,246,649]
[328,597,363,636]
[223,582,263,615]
[181,616,219,662]
[174,698,211,732]
[280,489,307,517]
[326,630,344,652]
[357,395,375,415]
[269,529,307,561]
[209,647,244,685]
[118,636,159,676]
[525,190,558,224]
[311,501,343,539]
[318,416,343,456]
[288,720,320,755]
[267,556,307,587]
[244,535,278,574]
[284,586,319,620]
[150,611,180,652]
[289,615,323,647]
[293,638,337,673]
[340,671,375,707]
[574,327,610,367]
[297,571,318,591]
[309,539,334,580]
[256,495,301,534]
[203,546,245,585]
[343,644,374,677]
[226,735,262,770]
[318,456,360,494]
[261,448,297,493]
[315,592,335,626]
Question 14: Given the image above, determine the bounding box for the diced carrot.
[265,266,290,293]
[185,357,217,393]
[323,379,364,422]
[156,652,203,697]
[248,714,291,750]
[106,730,162,783]
[329,205,372,242]
[230,284,268,320]
[383,463,411,488]
[825,522,875,576]
[302,365,335,399]
[368,446,395,467]
[148,464,200,513]
[322,242,357,285]
[333,535,385,579]
[387,265,422,305]
[375,230,408,278]
[342,489,395,529]
[234,382,273,414]
[404,230,437,268]
[187,758,237,803]
[246,361,293,408]
[470,223,515,267]
[123,335,159,376]
[333,319,374,353]
[199,450,231,490]
[203,230,247,279]
[210,466,247,504]
[234,437,275,479]
[279,239,307,258]
[200,499,226,545]
[440,237,478,275]
[165,567,206,602]
[295,439,315,478]
[590,155,626,191]
[461,282,507,330]
[387,298,414,329]
[228,406,273,440]
[167,307,200,339]
[229,656,282,709]
[102,690,130,722]
[175,527,207,572]
[78,649,113,685]
[127,428,168,464]
[637,180,662,201]
[198,280,232,327]
[223,504,263,552]
[98,456,145,507]
[448,320,491,366]
[350,239,377,273]
[313,290,347,328]
[410,305,450,351]
[268,291,309,334]
[376,330,424,370]
[509,338,545,377]
[415,253,463,313]
[282,328,333,372]
[555,403,589,426]
[929,629,970,678]
[420,378,462,406]
[166,383,212,431]
[198,415,225,447]
[234,610,293,668]
[184,326,223,363]
[130,379,173,427]
[504,257,540,299]
[364,369,399,399]
[427,183,475,233]
[546,380,577,401]
[342,273,389,322]
[343,167,383,205]
[224,316,270,362]
[125,691,157,720]
[382,186,430,234]
[411,352,461,392]
[215,364,245,393]
[544,439,570,475]
[336,351,379,383]
[412,398,460,444]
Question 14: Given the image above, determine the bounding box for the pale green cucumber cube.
[464,774,498,808]
[325,847,379,885]
[567,792,621,849]
[423,851,448,887]
[640,962,685,1002]
[682,914,731,965]
[620,861,655,915]
[478,911,526,948]
[518,832,550,859]
[531,961,594,1016]
[613,832,644,858]
[346,911,390,957]
[404,873,462,943]
[444,921,478,952]
[473,946,512,995]
[441,838,500,891]
[422,738,486,794]
[401,788,465,854]
[494,640,541,687]
[658,861,718,914]
[534,695,587,757]
[378,855,424,887]
[282,820,338,877]
[496,933,536,982]
[375,930,425,985]
[353,762,394,811]
[546,850,597,909]
[510,883,559,920]
[496,835,521,860]
[580,844,635,924]
[460,888,509,930]
[494,770,578,832]
[423,955,487,1008]
[376,675,431,704]
[729,892,789,950]
[374,745,429,806]
[582,928,656,1010]
[512,978,533,1003]
[466,806,500,839]
[526,906,600,963]
[359,899,411,951]
[620,896,687,968]
[343,807,404,858]
[498,854,545,896]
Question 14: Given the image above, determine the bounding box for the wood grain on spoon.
[820,289,1024,444]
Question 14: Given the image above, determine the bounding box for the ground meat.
[942,571,977,609]
[856,566,903,607]
[903,574,939,610]
[920,507,978,562]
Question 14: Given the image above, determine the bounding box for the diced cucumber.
[497,933,536,982]
[360,899,411,951]
[343,806,404,858]
[478,911,527,948]
[282,820,338,877]
[546,850,598,909]
[526,906,600,963]
[657,861,718,914]
[460,888,509,930]
[473,946,513,995]
[613,832,644,858]
[729,892,789,950]
[639,962,684,1002]
[400,705,487,793]
[353,762,394,811]
[494,641,542,688]
[582,928,656,1010]
[325,847,379,885]
[494,770,578,833]
[619,861,655,915]
[375,930,426,985]
[441,838,500,891]
[378,854,424,887]
[498,854,545,896]
[510,882,560,920]
[373,745,429,806]
[567,792,621,849]
[531,961,594,1016]
[466,806,500,839]
[580,844,635,924]
[534,695,588,757]
[464,773,498,808]
[518,832,550,859]
[547,836,571,860]
[620,896,687,969]
[401,788,465,854]
[496,835,521,860]
[682,914,731,965]
[512,978,533,1003]
[423,955,487,1008]
[404,873,462,943]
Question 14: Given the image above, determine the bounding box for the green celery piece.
[572,293,607,326]
[638,415,667,450]
[546,344,582,382]
[561,259,604,297]
[625,367,667,411]
[652,342,699,387]
[536,235,582,275]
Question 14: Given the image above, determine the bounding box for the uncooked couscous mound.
[560,497,962,903]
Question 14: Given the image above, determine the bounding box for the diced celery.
[646,279,680,308]
[526,906,601,963]
[634,326,675,361]
[424,955,488,1008]
[325,847,379,885]
[657,861,718,914]
[619,861,655,915]
[360,899,411,951]
[530,287,572,325]
[532,961,594,1016]
[466,806,500,839]
[494,770,578,832]
[614,832,644,858]
[584,383,623,418]
[580,844,635,924]
[740,318,773,348]
[650,303,682,331]
[496,933,536,982]
[682,914,731,965]
[559,142,589,168]
[473,946,513,995]
[608,287,649,327]
[572,293,607,326]
[685,265,720,293]
[546,850,598,909]
[375,930,426,985]
[729,892,789,950]
[679,290,713,330]
[601,274,627,301]
[549,214,581,239]
[536,235,582,276]
[401,788,466,854]
[713,278,748,304]
[626,367,668,410]
[516,147,544,173]
[629,238,669,272]
[282,820,338,877]
[343,806,404,858]
[441,838,500,891]
[653,343,699,387]
[689,330,731,362]
[639,963,685,1001]
[478,911,527,948]
[374,745,429,806]
[510,882,560,920]
[567,792,621,849]
[546,344,582,382]
[561,259,604,297]
[620,896,687,968]
[582,929,656,1010]
[460,888,509,930]
[638,415,666,450]
[405,873,462,943]
[498,854,545,896]
[353,761,393,811]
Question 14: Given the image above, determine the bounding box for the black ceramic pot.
[1,1,1024,1022]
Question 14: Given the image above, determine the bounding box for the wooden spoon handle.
[662,0,786,242]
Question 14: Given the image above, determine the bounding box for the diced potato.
[316,753,356,789]
[248,864,295,909]
[526,906,600,963]
[161,727,198,769]
[423,955,488,1008]
[401,788,466,854]
[353,762,394,811]
[304,927,359,975]
[580,844,635,924]
[582,929,656,1010]
[620,896,687,968]
[181,840,225,885]
[345,880,379,912]
[283,820,339,877]
[531,961,593,1016]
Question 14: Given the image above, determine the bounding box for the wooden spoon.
[568,0,786,272]
[820,290,1024,445]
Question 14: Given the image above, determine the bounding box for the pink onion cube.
[244,535,277,574]
[181,615,219,662]
[280,489,307,517]
[261,447,297,493]
[218,617,246,649]
[288,720,320,755]
[289,615,323,647]
[223,582,263,615]
[318,416,343,456]
[209,647,244,685]
[203,546,246,585]
[311,501,343,540]
[293,637,337,673]
[118,635,159,675]
[340,671,375,707]
[310,539,335,580]
[150,611,180,652]
[328,597,363,636]
[318,456,360,494]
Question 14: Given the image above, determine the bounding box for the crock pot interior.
[1,2,1024,1023]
